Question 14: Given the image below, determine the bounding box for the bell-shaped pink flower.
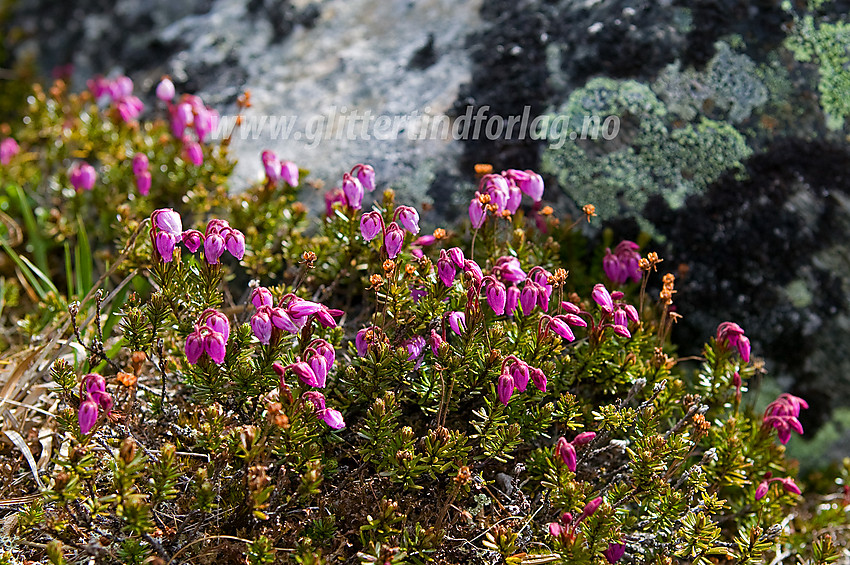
[155,232,178,262]
[510,361,529,392]
[506,183,522,214]
[446,248,465,268]
[520,283,538,315]
[497,373,515,405]
[755,480,769,500]
[84,373,107,395]
[342,172,364,210]
[135,171,152,195]
[354,164,376,192]
[181,230,204,253]
[592,283,614,313]
[320,408,345,429]
[313,340,336,368]
[251,310,272,344]
[530,367,547,392]
[308,354,328,388]
[437,251,457,287]
[224,229,245,260]
[183,139,203,166]
[384,222,404,258]
[447,311,466,336]
[429,329,444,356]
[70,162,97,191]
[1,138,20,165]
[505,286,520,316]
[271,307,299,333]
[78,395,100,435]
[132,153,149,177]
[204,233,226,264]
[355,328,370,357]
[495,256,526,283]
[262,150,281,182]
[573,431,596,446]
[464,260,483,284]
[549,317,575,341]
[185,331,204,364]
[556,437,577,472]
[604,542,626,564]
[153,208,183,236]
[395,206,420,235]
[281,161,299,186]
[486,280,507,315]
[156,77,175,102]
[251,287,274,309]
[291,361,320,388]
[204,331,227,364]
[469,197,486,228]
[360,211,383,242]
[204,310,230,341]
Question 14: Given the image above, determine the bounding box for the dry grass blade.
[4,429,45,489]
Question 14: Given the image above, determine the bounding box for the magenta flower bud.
[185,331,204,364]
[737,335,751,363]
[288,298,324,318]
[251,287,274,309]
[384,222,404,258]
[549,317,575,342]
[153,208,183,236]
[171,102,191,137]
[0,138,20,165]
[271,307,299,333]
[355,163,376,192]
[437,251,457,287]
[468,197,486,228]
[194,107,214,142]
[556,437,576,472]
[446,247,465,268]
[592,283,614,313]
[573,431,596,446]
[496,256,526,283]
[561,300,581,315]
[91,390,113,413]
[429,329,444,356]
[530,367,547,392]
[132,153,149,177]
[261,150,281,182]
[355,328,370,357]
[156,77,175,101]
[313,340,336,368]
[251,310,272,344]
[755,480,769,500]
[204,233,226,264]
[78,395,99,435]
[324,187,345,215]
[395,206,420,235]
[204,331,227,364]
[580,497,603,519]
[610,290,625,301]
[537,285,551,312]
[486,280,507,315]
[604,542,626,564]
[342,172,364,210]
[291,361,320,387]
[304,390,326,412]
[320,407,346,429]
[180,230,203,253]
[612,324,631,338]
[562,313,587,328]
[136,171,152,195]
[447,311,466,336]
[506,183,522,214]
[780,478,801,495]
[225,229,245,260]
[315,307,343,328]
[485,179,508,210]
[117,96,144,123]
[414,234,436,247]
[155,232,178,262]
[510,361,530,392]
[497,373,515,405]
[505,286,520,316]
[281,161,299,186]
[603,250,623,285]
[69,162,97,191]
[548,522,564,538]
[360,211,383,242]
[204,310,230,341]
[111,76,134,99]
[623,304,639,324]
[184,140,203,166]
[520,283,538,315]
[308,355,328,388]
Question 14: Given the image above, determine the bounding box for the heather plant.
[0,75,848,565]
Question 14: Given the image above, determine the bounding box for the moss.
[784,3,850,129]
[542,77,751,226]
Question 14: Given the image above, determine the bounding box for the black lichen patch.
[646,138,850,428]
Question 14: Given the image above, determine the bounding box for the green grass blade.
[64,242,75,298]
[0,241,46,299]
[76,216,93,295]
[6,184,48,272]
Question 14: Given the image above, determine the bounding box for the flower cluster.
[155,77,219,166]
[468,169,544,227]
[763,392,809,444]
[250,287,343,344]
[87,75,144,123]
[324,163,376,213]
[591,284,639,338]
[497,355,548,404]
[78,373,113,435]
[755,472,802,500]
[150,209,245,264]
[132,152,151,196]
[716,321,751,362]
[261,150,299,187]
[185,309,231,364]
[603,240,641,286]
[360,204,420,259]
[548,496,603,543]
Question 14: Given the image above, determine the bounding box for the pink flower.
[494,256,526,283]
[153,208,183,236]
[384,222,405,258]
[520,282,539,315]
[604,542,626,564]
[136,171,152,195]
[203,309,230,342]
[486,280,507,315]
[504,169,544,202]
[468,196,486,228]
[185,331,204,364]
[156,77,175,102]
[716,321,750,362]
[505,286,520,316]
[447,311,466,336]
[203,331,227,364]
[437,250,457,287]
[603,241,641,286]
[182,230,204,253]
[530,367,547,392]
[763,393,808,444]
[251,309,272,344]
[251,287,274,309]
[183,139,203,166]
[290,361,320,388]
[352,163,375,192]
[303,391,345,429]
[324,187,346,216]
[556,437,577,471]
[262,150,281,183]
[1,138,20,165]
[117,96,144,123]
[360,211,383,242]
[224,229,245,260]
[69,162,97,191]
[429,329,444,356]
[497,372,515,405]
[592,283,614,313]
[204,233,226,264]
[548,316,575,342]
[395,206,420,235]
[509,361,530,392]
[464,260,483,284]
[155,232,178,262]
[308,354,328,388]
[281,161,299,186]
[313,339,336,368]
[271,307,299,333]
[78,395,100,435]
[447,247,465,269]
[573,432,596,446]
[342,172,364,210]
